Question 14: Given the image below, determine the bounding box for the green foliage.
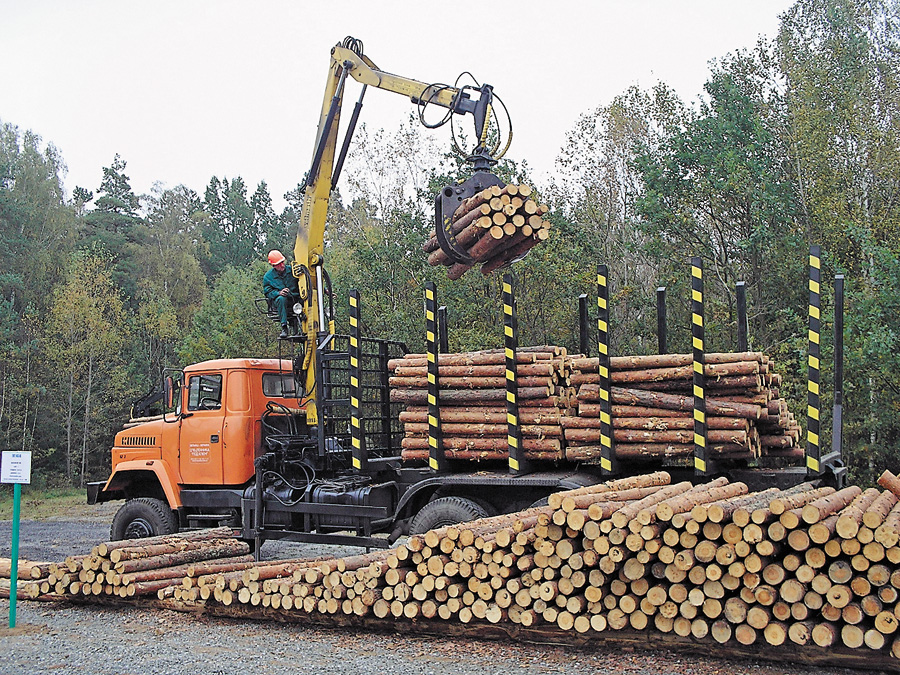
[83,154,144,301]
[177,263,274,364]
[634,46,805,354]
[777,0,900,482]
[0,120,77,312]
[42,245,132,484]
[840,229,900,484]
[200,176,265,276]
[550,84,688,354]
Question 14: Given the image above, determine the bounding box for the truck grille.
[121,436,156,447]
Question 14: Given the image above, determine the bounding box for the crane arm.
[291,37,508,424]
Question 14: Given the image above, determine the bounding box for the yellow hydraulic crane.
[291,36,512,423]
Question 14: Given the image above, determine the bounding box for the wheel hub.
[123,517,154,539]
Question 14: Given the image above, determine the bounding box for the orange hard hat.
[267,250,286,265]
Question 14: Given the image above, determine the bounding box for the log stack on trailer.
[563,351,802,464]
[423,184,551,280]
[389,346,800,468]
[389,346,575,463]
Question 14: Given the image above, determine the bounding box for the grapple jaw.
[434,169,506,265]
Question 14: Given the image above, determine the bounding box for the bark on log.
[801,486,864,525]
[863,491,899,530]
[878,470,900,498]
[835,488,882,539]
[398,407,562,425]
[569,352,765,372]
[115,540,251,574]
[400,437,561,452]
[560,416,748,431]
[577,387,763,419]
[93,527,234,556]
[546,471,671,509]
[391,386,551,404]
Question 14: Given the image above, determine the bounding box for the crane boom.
[291,37,509,423]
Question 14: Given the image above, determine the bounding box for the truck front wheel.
[409,496,490,535]
[110,498,178,541]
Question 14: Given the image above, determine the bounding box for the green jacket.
[263,266,300,300]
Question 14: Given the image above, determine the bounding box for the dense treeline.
[0,0,897,486]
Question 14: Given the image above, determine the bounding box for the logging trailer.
[86,38,845,551]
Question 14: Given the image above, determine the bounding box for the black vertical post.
[656,287,667,354]
[348,290,367,473]
[424,282,447,472]
[438,306,449,354]
[378,339,393,455]
[806,246,822,478]
[691,258,709,476]
[832,274,844,463]
[503,273,528,475]
[736,281,748,352]
[578,293,590,356]
[597,265,616,475]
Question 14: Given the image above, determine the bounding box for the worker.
[263,250,301,338]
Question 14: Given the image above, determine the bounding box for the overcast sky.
[1,1,795,210]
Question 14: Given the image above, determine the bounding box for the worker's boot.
[279,324,289,339]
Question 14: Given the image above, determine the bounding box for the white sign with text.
[1,451,32,484]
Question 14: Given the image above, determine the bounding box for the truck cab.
[88,359,307,539]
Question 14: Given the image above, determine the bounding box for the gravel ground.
[0,510,873,675]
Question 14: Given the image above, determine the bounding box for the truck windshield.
[262,373,298,398]
[187,374,223,410]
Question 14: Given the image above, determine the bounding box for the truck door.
[179,372,225,485]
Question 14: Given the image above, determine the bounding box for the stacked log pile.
[0,558,56,601]
[16,470,900,669]
[423,184,551,279]
[563,352,801,464]
[32,527,255,599]
[179,470,900,663]
[388,347,574,463]
[389,347,800,468]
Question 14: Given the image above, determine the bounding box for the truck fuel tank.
[308,480,397,530]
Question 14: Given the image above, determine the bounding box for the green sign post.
[2,450,32,628]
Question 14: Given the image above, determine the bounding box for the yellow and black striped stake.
[424,281,447,472]
[691,257,709,475]
[348,289,367,472]
[806,245,822,476]
[503,273,528,475]
[596,264,616,475]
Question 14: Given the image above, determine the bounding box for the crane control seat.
[254,297,302,339]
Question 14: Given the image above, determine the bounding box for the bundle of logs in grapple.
[387,346,575,463]
[563,351,801,464]
[423,184,551,280]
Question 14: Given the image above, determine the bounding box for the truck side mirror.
[164,376,175,408]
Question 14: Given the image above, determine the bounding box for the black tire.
[110,497,178,541]
[409,496,490,535]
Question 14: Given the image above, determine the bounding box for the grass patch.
[0,486,87,520]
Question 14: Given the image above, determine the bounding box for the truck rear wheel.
[409,496,490,535]
[110,497,178,541]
